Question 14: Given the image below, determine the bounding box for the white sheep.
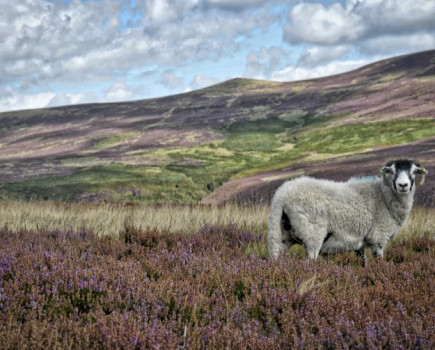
[268,159,428,264]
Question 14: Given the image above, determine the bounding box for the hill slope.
[0,50,434,204]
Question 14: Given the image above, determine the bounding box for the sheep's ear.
[380,166,393,175]
[414,167,428,175]
[414,166,428,186]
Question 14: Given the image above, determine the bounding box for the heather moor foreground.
[0,203,434,349]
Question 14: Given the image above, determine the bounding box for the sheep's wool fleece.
[268,176,413,258]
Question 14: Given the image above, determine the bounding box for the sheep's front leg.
[355,248,367,267]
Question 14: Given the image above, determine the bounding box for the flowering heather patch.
[0,224,434,349]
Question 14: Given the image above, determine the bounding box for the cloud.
[142,0,200,28]
[360,33,435,56]
[0,89,56,112]
[284,2,364,45]
[105,82,134,102]
[190,75,220,90]
[205,0,268,12]
[0,87,106,112]
[159,70,185,89]
[244,46,287,79]
[298,45,351,66]
[284,0,435,46]
[0,0,275,88]
[47,92,103,108]
[271,59,370,82]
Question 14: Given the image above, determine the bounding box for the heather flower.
[0,224,433,349]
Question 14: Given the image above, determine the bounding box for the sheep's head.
[380,159,428,194]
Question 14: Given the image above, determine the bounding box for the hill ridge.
[0,50,434,205]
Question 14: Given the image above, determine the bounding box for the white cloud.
[298,45,351,66]
[190,75,220,90]
[284,0,435,46]
[0,87,105,112]
[244,46,287,79]
[271,59,371,82]
[142,0,200,28]
[105,82,134,102]
[284,2,364,45]
[0,90,56,112]
[47,92,103,108]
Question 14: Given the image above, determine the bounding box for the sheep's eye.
[380,167,394,175]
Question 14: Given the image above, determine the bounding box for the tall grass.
[0,200,432,242]
[0,201,269,236]
[397,206,435,241]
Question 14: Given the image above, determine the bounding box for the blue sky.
[1,0,434,112]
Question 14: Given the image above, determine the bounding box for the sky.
[1,0,435,112]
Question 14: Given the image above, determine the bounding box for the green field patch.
[222,132,279,152]
[0,164,202,203]
[231,150,305,179]
[378,72,406,82]
[294,118,435,154]
[86,131,139,152]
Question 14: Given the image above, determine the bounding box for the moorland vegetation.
[0,202,434,348]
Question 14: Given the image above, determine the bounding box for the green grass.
[222,132,279,152]
[294,118,435,153]
[1,115,433,203]
[87,131,139,152]
[0,164,202,203]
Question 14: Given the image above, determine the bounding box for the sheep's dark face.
[381,159,428,194]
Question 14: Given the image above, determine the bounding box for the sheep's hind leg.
[280,212,296,252]
[268,208,293,258]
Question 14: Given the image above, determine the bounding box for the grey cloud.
[284,2,364,45]
[284,0,435,46]
[298,45,350,67]
[359,33,435,56]
[205,0,268,12]
[244,46,287,79]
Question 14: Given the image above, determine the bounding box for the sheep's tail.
[268,199,285,259]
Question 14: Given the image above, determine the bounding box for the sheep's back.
[276,177,378,238]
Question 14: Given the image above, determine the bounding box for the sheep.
[268,159,428,264]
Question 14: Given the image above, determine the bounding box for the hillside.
[0,50,434,204]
